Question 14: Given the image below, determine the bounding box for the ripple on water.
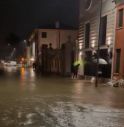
[0,96,124,127]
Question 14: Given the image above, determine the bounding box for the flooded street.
[0,67,124,127]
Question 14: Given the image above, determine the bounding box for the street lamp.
[95,0,102,87]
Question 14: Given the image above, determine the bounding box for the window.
[115,49,121,73]
[42,32,47,38]
[85,23,90,48]
[118,9,123,28]
[100,16,107,45]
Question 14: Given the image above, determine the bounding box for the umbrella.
[93,58,108,65]
[73,60,80,66]
[73,59,85,66]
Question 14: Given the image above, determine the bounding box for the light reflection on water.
[20,67,36,92]
[0,67,124,126]
[73,81,84,95]
[20,68,31,80]
[0,96,124,127]
[4,66,17,72]
[20,67,35,81]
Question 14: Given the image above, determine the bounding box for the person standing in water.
[71,63,80,79]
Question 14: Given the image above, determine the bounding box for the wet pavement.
[0,66,124,127]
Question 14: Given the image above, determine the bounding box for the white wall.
[37,29,77,50]
[78,0,116,76]
[38,29,57,49]
[60,30,77,44]
[79,0,116,48]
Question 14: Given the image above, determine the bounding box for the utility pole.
[95,0,102,87]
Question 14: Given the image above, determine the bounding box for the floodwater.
[0,66,124,127]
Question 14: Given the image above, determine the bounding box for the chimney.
[55,21,60,29]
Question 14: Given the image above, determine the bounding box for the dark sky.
[0,0,79,41]
[0,0,79,58]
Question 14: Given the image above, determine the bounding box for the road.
[0,66,124,127]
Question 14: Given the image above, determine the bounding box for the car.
[6,61,17,66]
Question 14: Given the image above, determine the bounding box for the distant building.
[78,0,116,78]
[27,23,78,75]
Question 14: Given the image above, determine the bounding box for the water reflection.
[0,66,124,126]
[0,96,124,127]
[20,67,36,91]
[20,68,35,81]
[4,66,17,72]
[73,81,84,95]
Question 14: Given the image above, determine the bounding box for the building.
[27,23,78,75]
[78,0,116,78]
[113,0,124,78]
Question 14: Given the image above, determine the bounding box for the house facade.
[27,26,77,75]
[113,1,124,78]
[78,0,116,78]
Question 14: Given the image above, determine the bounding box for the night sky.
[0,0,79,41]
[0,0,79,59]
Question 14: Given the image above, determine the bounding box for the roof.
[37,23,78,30]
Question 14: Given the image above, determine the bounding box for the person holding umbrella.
[71,60,80,79]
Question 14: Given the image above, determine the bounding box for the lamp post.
[95,0,102,87]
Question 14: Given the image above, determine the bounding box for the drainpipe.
[95,0,102,87]
[111,3,116,79]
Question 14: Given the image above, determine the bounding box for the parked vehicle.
[5,61,17,66]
